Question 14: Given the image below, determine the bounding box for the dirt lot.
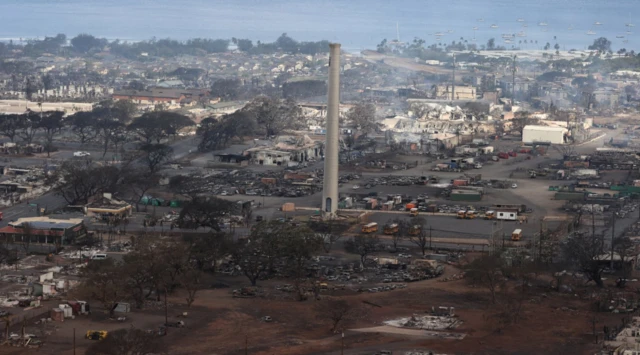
[0,258,628,355]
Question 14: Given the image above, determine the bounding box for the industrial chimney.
[322,43,340,218]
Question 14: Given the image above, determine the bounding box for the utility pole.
[429,226,432,250]
[164,287,168,329]
[452,54,456,101]
[73,328,76,355]
[341,332,344,355]
[512,55,517,101]
[611,212,616,270]
[245,335,248,355]
[539,218,544,262]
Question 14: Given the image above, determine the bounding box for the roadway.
[366,212,538,240]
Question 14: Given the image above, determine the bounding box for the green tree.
[71,33,105,53]
[588,37,612,53]
[487,38,496,50]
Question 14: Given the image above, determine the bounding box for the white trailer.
[496,211,518,221]
[522,125,566,145]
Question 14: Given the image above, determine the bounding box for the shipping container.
[450,190,482,201]
[452,179,468,187]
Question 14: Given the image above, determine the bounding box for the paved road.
[367,212,538,240]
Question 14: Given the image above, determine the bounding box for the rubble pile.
[384,313,461,331]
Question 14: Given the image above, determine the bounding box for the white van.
[91,254,107,260]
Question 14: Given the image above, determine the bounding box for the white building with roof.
[522,125,567,145]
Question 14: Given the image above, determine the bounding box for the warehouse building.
[522,125,567,145]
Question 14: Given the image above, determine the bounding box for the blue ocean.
[0,0,637,52]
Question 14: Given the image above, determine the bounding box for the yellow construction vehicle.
[409,208,419,217]
[86,330,108,341]
[457,210,466,219]
[465,210,477,219]
[485,210,495,220]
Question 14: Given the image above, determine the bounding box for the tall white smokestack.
[322,43,340,218]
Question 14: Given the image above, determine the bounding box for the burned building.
[244,135,323,166]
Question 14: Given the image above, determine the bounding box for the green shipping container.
[554,192,585,201]
[449,190,482,202]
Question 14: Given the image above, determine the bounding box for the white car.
[352,185,360,190]
[511,183,518,189]
[73,151,90,157]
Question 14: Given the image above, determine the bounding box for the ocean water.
[0,0,638,53]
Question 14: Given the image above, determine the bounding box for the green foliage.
[588,37,612,52]
[71,33,107,53]
[537,71,571,82]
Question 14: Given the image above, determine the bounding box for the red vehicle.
[0,211,4,221]
[508,151,517,157]
[498,152,509,159]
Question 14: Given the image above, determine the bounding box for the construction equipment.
[361,222,378,234]
[409,208,419,217]
[464,210,477,219]
[485,210,496,220]
[383,223,399,235]
[511,229,522,241]
[85,330,108,341]
[457,210,466,219]
[529,170,537,178]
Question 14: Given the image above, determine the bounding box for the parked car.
[73,151,90,157]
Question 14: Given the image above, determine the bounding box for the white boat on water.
[586,30,596,35]
[626,23,635,27]
[538,22,548,26]
[472,26,478,30]
[517,18,524,22]
[616,35,625,39]
[627,30,633,34]
[477,18,484,22]
[594,21,603,26]
[490,24,498,28]
[516,31,527,37]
